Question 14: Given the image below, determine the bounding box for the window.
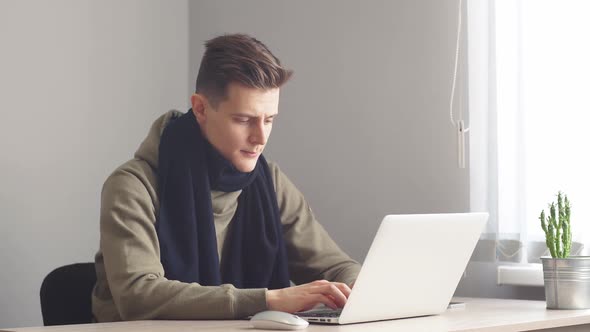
[468,0,590,263]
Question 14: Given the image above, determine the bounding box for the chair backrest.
[40,263,97,326]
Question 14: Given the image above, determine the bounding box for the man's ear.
[191,93,208,125]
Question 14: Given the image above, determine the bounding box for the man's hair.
[195,34,293,107]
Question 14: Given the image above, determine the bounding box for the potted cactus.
[540,192,572,259]
[539,191,590,309]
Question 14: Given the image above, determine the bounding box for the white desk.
[5,298,590,332]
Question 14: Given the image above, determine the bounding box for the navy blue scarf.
[156,111,290,289]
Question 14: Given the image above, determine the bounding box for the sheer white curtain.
[468,0,590,263]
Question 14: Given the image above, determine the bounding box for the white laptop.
[296,212,488,325]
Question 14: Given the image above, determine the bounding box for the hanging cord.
[449,0,463,127]
[449,0,470,168]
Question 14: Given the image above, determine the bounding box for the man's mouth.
[241,150,259,158]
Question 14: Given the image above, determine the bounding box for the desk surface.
[6,297,590,332]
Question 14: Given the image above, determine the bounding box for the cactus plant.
[539,191,572,258]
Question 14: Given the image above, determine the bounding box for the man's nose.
[249,121,267,145]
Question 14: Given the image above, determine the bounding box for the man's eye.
[234,117,249,123]
[265,118,274,124]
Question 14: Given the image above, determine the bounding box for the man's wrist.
[265,288,276,310]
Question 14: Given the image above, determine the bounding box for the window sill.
[496,264,544,286]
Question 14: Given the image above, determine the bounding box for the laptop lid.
[336,212,488,324]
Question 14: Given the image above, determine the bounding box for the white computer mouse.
[250,310,309,330]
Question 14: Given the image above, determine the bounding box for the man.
[92,34,360,321]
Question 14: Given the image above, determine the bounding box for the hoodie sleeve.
[96,165,267,321]
[269,162,361,287]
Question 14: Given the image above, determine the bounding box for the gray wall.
[189,0,470,262]
[0,0,189,328]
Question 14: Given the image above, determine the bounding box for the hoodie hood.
[134,110,184,171]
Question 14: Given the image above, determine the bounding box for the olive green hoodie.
[91,110,360,322]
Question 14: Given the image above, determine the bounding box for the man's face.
[192,83,280,173]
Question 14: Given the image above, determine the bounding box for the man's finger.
[312,294,338,310]
[331,282,352,298]
[314,283,347,307]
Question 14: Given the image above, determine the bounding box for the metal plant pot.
[541,256,590,309]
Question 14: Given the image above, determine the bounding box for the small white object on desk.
[497,264,544,286]
[250,310,309,330]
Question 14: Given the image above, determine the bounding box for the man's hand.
[266,280,352,313]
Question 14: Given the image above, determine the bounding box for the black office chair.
[40,262,96,326]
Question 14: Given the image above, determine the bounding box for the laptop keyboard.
[297,309,342,318]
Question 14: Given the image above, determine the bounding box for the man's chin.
[234,160,257,173]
